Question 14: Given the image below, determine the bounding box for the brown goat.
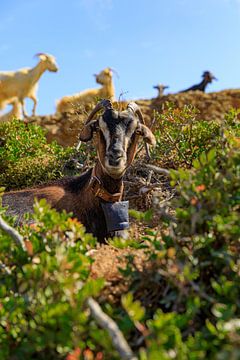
[3,100,156,242]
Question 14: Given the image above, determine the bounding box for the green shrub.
[0,110,239,359]
[151,104,225,168]
[0,120,76,190]
[118,140,240,359]
[0,200,120,359]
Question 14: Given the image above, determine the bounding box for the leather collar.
[89,167,123,202]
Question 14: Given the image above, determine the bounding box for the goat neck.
[99,80,115,101]
[89,161,124,202]
[28,60,47,83]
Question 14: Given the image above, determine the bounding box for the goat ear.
[35,53,47,61]
[138,124,156,146]
[79,120,98,142]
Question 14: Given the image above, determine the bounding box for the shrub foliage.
[0,109,239,359]
[0,120,75,190]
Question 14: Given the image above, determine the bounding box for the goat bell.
[101,201,129,233]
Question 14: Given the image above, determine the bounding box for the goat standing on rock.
[0,99,21,122]
[0,53,58,117]
[180,71,217,93]
[56,68,115,114]
[153,84,169,98]
[3,100,156,242]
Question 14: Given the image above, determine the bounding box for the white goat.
[56,67,115,113]
[153,84,169,98]
[0,53,58,117]
[0,99,21,123]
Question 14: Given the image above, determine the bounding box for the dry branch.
[143,164,170,177]
[86,297,137,360]
[0,215,26,251]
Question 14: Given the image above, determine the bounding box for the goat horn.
[127,102,150,160]
[127,102,145,125]
[85,99,113,125]
[109,67,120,79]
[77,99,113,148]
[34,53,47,58]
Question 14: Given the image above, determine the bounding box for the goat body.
[0,53,58,116]
[56,68,115,113]
[3,164,123,242]
[0,99,21,122]
[153,84,169,98]
[181,79,209,92]
[180,71,217,93]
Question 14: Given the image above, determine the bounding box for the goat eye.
[135,124,143,135]
[93,123,99,131]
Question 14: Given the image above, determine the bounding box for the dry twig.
[86,297,137,360]
[0,215,26,251]
[143,164,170,177]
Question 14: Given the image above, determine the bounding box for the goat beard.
[104,165,126,179]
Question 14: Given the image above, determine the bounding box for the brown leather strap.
[89,167,123,202]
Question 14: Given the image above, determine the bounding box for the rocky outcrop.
[26,89,240,147]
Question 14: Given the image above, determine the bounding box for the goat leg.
[20,99,28,117]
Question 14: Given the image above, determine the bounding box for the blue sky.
[1,0,240,115]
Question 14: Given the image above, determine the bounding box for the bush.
[0,110,239,359]
[0,200,120,359]
[0,120,76,190]
[116,140,240,359]
[151,104,226,168]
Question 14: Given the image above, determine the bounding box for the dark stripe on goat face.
[100,110,138,148]
[98,109,139,176]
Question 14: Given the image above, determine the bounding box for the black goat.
[180,71,217,93]
[2,100,156,242]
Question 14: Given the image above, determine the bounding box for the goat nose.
[111,148,124,157]
[108,149,124,165]
[109,152,122,160]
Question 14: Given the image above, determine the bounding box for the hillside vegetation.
[0,92,239,359]
[27,89,240,146]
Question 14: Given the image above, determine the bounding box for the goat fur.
[180,71,216,93]
[56,68,115,114]
[0,53,58,117]
[0,99,22,122]
[2,164,123,242]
